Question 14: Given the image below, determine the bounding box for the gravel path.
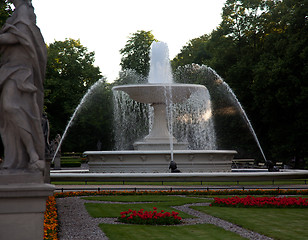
[57,197,109,240]
[57,197,273,240]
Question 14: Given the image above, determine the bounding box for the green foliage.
[172,0,308,165]
[173,64,261,159]
[63,80,114,151]
[45,39,111,151]
[120,30,157,77]
[249,0,308,164]
[171,34,211,69]
[113,69,147,86]
[0,0,12,28]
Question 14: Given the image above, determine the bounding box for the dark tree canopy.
[45,39,102,139]
[172,0,308,167]
[171,34,211,69]
[0,0,12,28]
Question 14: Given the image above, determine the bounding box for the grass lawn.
[86,202,193,218]
[84,195,211,219]
[193,206,308,240]
[82,195,212,204]
[99,223,246,240]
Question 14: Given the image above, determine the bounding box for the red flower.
[118,207,182,225]
[211,196,308,208]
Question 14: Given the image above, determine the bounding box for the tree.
[63,79,114,152]
[250,0,308,165]
[119,30,156,77]
[0,0,12,28]
[171,34,211,69]
[45,39,102,141]
[172,0,308,166]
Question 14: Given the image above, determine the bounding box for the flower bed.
[54,189,308,198]
[118,207,182,225]
[210,196,308,208]
[44,189,308,239]
[44,196,58,240]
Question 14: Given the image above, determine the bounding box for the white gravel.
[56,196,273,240]
[57,197,109,240]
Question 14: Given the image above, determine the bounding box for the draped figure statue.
[0,0,47,171]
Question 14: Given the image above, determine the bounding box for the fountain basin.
[85,150,237,173]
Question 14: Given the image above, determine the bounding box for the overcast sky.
[31,0,226,82]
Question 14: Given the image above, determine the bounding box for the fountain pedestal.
[114,84,203,151]
[133,103,188,150]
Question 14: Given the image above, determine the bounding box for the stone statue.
[42,112,52,158]
[50,134,61,158]
[0,0,47,171]
[50,134,61,169]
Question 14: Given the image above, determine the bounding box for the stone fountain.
[85,42,237,173]
[113,83,204,150]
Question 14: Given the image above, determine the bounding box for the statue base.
[0,171,55,240]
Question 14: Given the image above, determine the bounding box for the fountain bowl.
[113,83,206,104]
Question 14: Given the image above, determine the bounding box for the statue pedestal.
[44,157,52,183]
[54,156,61,170]
[0,171,55,240]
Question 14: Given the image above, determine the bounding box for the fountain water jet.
[173,64,267,162]
[85,42,237,173]
[220,79,267,162]
[51,78,106,163]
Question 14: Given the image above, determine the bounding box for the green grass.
[85,202,192,218]
[51,157,82,168]
[193,206,308,240]
[82,195,212,203]
[84,195,212,219]
[52,156,88,168]
[99,223,246,240]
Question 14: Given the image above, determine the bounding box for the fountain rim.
[112,83,207,91]
[84,150,237,155]
[112,83,207,104]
